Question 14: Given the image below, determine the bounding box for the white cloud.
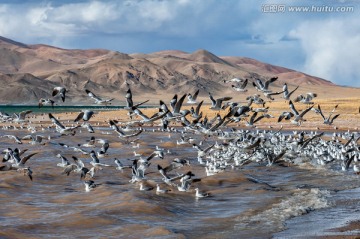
[0,0,359,86]
[289,17,360,86]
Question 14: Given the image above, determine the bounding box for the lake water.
[0,118,359,238]
[0,105,127,114]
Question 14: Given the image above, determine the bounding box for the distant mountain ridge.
[0,36,336,104]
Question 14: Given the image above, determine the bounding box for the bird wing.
[289,100,299,116]
[330,114,340,123]
[216,97,232,108]
[253,114,265,124]
[249,111,258,124]
[173,94,186,114]
[90,151,99,163]
[133,99,149,108]
[74,112,84,122]
[195,100,204,115]
[62,164,77,176]
[4,135,22,144]
[125,88,134,107]
[101,142,110,153]
[170,94,178,111]
[133,107,150,121]
[18,110,32,120]
[288,85,299,98]
[317,105,326,120]
[20,152,38,165]
[240,78,248,89]
[299,105,314,117]
[208,93,216,106]
[121,129,143,138]
[256,79,265,89]
[264,77,278,89]
[85,89,102,101]
[52,87,63,97]
[192,89,200,101]
[72,156,84,168]
[293,94,303,103]
[48,113,65,129]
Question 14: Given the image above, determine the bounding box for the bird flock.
[0,77,359,199]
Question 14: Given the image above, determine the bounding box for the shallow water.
[0,126,359,239]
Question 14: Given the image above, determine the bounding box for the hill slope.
[0,36,356,105]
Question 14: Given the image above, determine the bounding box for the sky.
[0,0,359,87]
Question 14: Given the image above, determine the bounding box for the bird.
[5,148,37,181]
[56,154,71,168]
[62,156,91,179]
[52,87,67,102]
[252,76,278,93]
[131,107,169,124]
[85,89,114,105]
[89,150,110,167]
[84,180,97,192]
[245,112,271,127]
[74,110,94,122]
[2,135,23,144]
[124,87,149,118]
[313,104,340,125]
[190,100,203,120]
[262,90,285,101]
[294,93,317,104]
[208,92,232,110]
[109,120,143,138]
[224,77,243,84]
[195,188,210,198]
[48,113,79,135]
[139,181,154,191]
[278,111,294,123]
[81,123,95,133]
[38,98,55,108]
[187,89,200,104]
[17,167,33,181]
[156,184,171,194]
[13,110,32,122]
[282,83,299,101]
[288,100,314,125]
[21,134,46,145]
[114,158,132,171]
[231,78,248,92]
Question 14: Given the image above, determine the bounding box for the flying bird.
[313,104,340,125]
[231,78,248,92]
[38,98,55,108]
[187,89,200,104]
[49,113,79,135]
[288,100,314,125]
[282,83,299,101]
[85,89,114,105]
[74,110,95,122]
[208,92,232,110]
[294,93,317,104]
[52,87,67,102]
[252,77,278,93]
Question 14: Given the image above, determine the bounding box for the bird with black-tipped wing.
[85,89,114,105]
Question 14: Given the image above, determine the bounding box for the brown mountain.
[0,36,355,105]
